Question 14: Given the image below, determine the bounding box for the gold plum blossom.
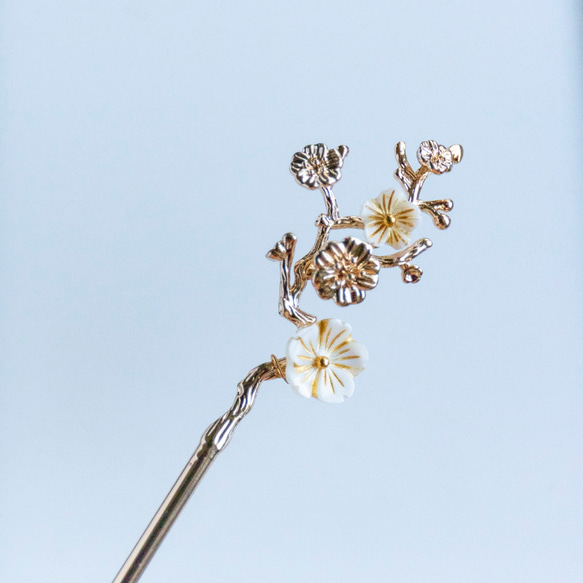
[416,140,454,174]
[312,237,380,306]
[290,143,349,190]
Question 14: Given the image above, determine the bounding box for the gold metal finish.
[418,199,454,230]
[312,237,380,306]
[290,144,349,195]
[113,139,463,583]
[270,354,288,381]
[269,140,463,323]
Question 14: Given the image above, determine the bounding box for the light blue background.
[1,1,582,582]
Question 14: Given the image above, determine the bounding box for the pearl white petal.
[316,368,347,404]
[329,339,368,375]
[290,369,316,399]
[325,366,355,401]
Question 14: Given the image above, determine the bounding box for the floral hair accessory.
[114,139,464,583]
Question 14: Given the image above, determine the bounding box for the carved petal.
[336,285,366,306]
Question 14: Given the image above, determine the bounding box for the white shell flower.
[361,189,421,249]
[286,319,368,404]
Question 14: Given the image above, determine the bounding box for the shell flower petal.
[361,189,421,250]
[312,236,380,307]
[285,318,368,404]
[416,140,454,174]
[290,143,349,190]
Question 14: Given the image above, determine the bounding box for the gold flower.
[416,140,454,174]
[290,143,349,190]
[312,237,380,306]
[361,189,421,250]
[286,318,368,403]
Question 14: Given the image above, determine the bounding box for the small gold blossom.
[286,318,368,403]
[312,237,380,306]
[290,143,349,190]
[361,189,421,250]
[416,140,454,174]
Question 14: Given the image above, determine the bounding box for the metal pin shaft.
[113,360,284,583]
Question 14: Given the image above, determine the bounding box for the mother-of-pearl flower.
[286,318,368,404]
[361,189,421,250]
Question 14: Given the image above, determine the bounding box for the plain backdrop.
[1,1,582,582]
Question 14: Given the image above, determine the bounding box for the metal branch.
[394,141,416,195]
[418,199,454,230]
[320,186,340,220]
[394,141,430,203]
[375,238,433,268]
[289,222,331,298]
[267,233,317,326]
[329,215,364,230]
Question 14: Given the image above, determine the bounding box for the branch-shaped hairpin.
[113,139,463,583]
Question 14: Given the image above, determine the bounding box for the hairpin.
[113,139,464,583]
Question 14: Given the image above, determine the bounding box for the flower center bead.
[310,158,324,173]
[315,356,330,369]
[334,260,358,284]
[384,214,396,227]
